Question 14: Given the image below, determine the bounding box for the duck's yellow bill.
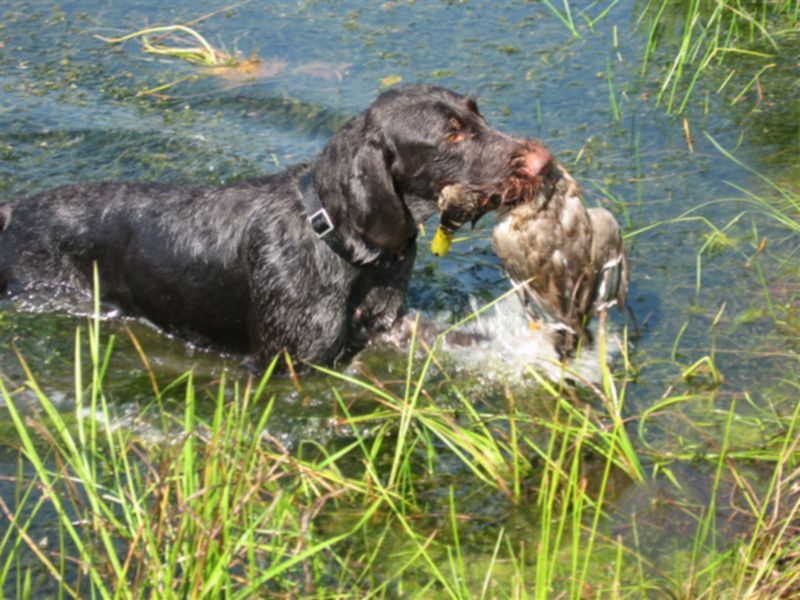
[430,227,453,256]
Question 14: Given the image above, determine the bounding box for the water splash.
[444,294,621,385]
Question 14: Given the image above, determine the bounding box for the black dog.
[0,84,552,369]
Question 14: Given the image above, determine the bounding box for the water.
[439,294,621,384]
[0,0,798,592]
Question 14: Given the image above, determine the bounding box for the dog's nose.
[518,145,552,178]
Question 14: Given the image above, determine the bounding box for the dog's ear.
[348,136,412,256]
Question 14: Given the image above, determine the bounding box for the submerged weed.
[97,24,265,97]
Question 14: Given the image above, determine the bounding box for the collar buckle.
[308,208,335,238]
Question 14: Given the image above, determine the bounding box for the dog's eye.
[446,132,465,144]
[445,117,465,143]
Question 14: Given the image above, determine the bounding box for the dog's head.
[314,84,552,257]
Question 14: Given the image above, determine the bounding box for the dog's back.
[0,180,267,350]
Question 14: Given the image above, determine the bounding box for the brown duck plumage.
[493,163,627,358]
[437,162,628,359]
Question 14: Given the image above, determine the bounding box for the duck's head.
[430,142,555,256]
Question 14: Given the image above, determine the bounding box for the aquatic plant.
[96,24,261,97]
[97,25,243,68]
[639,0,800,113]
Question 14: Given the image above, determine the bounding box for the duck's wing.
[587,207,628,313]
[493,189,593,333]
[493,207,560,328]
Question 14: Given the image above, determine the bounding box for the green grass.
[540,0,798,114]
[1,271,798,597]
[0,281,377,597]
[541,0,580,38]
[639,0,799,113]
[97,25,242,68]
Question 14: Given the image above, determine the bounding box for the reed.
[541,0,580,38]
[2,315,799,596]
[639,0,798,113]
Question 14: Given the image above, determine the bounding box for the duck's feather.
[434,163,628,359]
[492,165,593,334]
[491,164,627,357]
[587,207,628,313]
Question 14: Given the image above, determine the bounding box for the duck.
[432,162,628,360]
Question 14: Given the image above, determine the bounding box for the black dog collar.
[298,170,416,267]
[300,171,335,235]
[298,170,373,266]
